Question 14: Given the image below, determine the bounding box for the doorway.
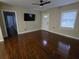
[42,13,49,31]
[3,11,17,37]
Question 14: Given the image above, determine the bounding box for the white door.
[42,14,49,31]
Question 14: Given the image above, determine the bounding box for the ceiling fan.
[32,0,51,6]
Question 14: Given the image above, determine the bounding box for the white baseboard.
[42,29,79,40]
[18,29,40,34]
[17,29,79,40]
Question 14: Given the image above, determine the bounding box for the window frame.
[60,10,78,29]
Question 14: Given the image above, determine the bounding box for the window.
[60,10,77,28]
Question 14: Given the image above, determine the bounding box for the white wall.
[0,2,79,40]
[41,3,79,39]
[0,4,41,37]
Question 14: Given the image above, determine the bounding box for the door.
[42,14,49,31]
[3,11,17,37]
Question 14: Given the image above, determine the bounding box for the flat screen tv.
[24,13,35,21]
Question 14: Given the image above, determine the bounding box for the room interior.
[0,0,79,59]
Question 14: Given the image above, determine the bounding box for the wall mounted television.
[24,13,35,21]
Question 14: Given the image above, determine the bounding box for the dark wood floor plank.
[0,30,79,59]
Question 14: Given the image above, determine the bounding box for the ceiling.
[0,0,79,11]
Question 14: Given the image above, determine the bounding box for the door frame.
[42,13,49,31]
[1,10,19,37]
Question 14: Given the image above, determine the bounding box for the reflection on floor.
[0,30,79,59]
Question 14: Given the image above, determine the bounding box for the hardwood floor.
[0,30,79,59]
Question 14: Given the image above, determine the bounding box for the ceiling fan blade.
[32,0,51,6]
[40,0,43,3]
[42,1,51,5]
